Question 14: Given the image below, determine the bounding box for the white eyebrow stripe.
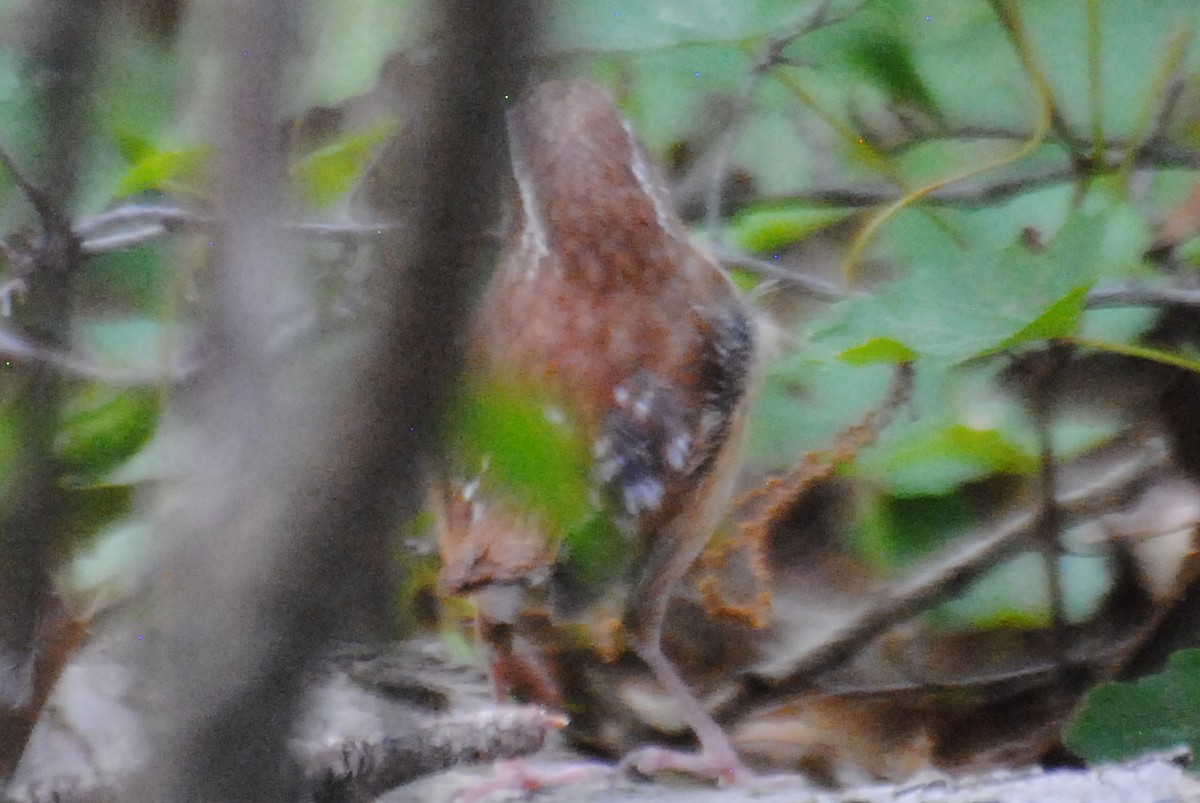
[507,123,552,277]
[621,118,675,239]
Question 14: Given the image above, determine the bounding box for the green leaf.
[852,491,977,569]
[812,212,1129,363]
[839,337,915,366]
[112,131,154,163]
[1065,648,1200,767]
[746,358,894,468]
[0,413,21,503]
[292,122,395,209]
[862,424,1037,496]
[451,379,592,537]
[848,33,940,119]
[77,244,168,313]
[451,379,628,587]
[994,283,1092,351]
[725,204,854,253]
[56,386,159,480]
[63,484,136,546]
[115,145,210,196]
[928,552,1113,630]
[561,509,627,590]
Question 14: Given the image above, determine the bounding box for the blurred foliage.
[292,122,396,209]
[56,385,158,481]
[448,379,628,590]
[0,0,1193,772]
[450,379,595,538]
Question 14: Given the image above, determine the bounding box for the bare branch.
[0,326,186,385]
[77,225,171,255]
[760,0,877,69]
[73,203,398,254]
[1087,283,1200,311]
[747,142,1200,212]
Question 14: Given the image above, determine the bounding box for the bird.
[434,78,759,784]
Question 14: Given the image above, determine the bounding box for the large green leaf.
[1065,649,1200,767]
[812,211,1141,362]
[746,357,894,468]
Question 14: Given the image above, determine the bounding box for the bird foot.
[617,743,746,786]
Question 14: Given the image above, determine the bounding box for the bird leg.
[619,631,746,785]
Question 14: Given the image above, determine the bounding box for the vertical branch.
[132,0,534,800]
[1027,344,1070,663]
[0,0,100,714]
[131,1,301,795]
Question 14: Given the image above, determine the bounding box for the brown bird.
[435,79,758,784]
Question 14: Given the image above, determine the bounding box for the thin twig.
[1086,282,1200,310]
[0,137,57,229]
[71,204,200,237]
[748,142,1200,211]
[700,0,875,239]
[73,203,398,254]
[0,325,188,384]
[78,225,170,255]
[709,241,852,300]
